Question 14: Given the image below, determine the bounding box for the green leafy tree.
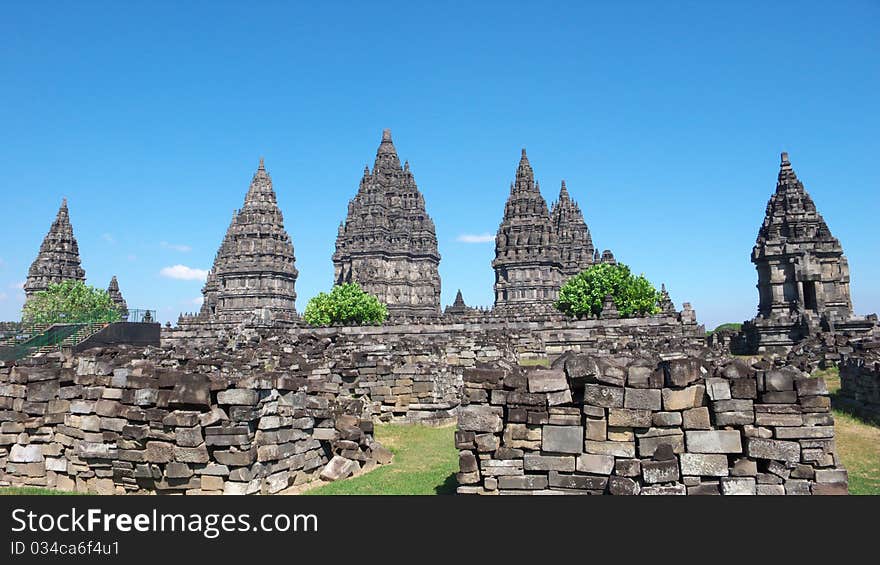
[22,280,121,325]
[303,283,388,327]
[554,263,661,318]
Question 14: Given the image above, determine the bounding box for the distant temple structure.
[744,152,876,351]
[107,276,128,319]
[333,129,442,318]
[200,158,299,322]
[492,150,610,312]
[551,180,595,277]
[24,198,86,305]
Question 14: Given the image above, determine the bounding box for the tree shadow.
[434,472,458,495]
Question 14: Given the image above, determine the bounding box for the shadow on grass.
[434,472,458,495]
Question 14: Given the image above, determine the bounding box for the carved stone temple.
[333,129,442,318]
[200,159,298,322]
[551,180,596,277]
[492,150,563,311]
[107,276,128,319]
[492,150,609,312]
[24,198,86,305]
[744,152,876,351]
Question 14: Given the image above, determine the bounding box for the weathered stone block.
[685,430,742,454]
[608,475,640,495]
[459,451,478,473]
[642,459,679,484]
[9,444,44,463]
[216,389,259,406]
[624,388,661,411]
[548,471,607,490]
[746,438,800,463]
[458,406,503,433]
[527,369,568,393]
[583,384,624,408]
[608,408,652,428]
[524,454,575,472]
[145,441,174,463]
[497,475,548,490]
[662,385,705,411]
[682,407,710,429]
[663,358,702,387]
[584,440,635,458]
[585,418,606,441]
[720,477,756,495]
[679,453,728,477]
[652,411,682,427]
[542,425,583,454]
[705,378,731,401]
[576,453,615,475]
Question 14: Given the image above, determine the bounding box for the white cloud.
[127,254,137,262]
[9,281,25,290]
[161,241,192,253]
[456,233,495,244]
[0,292,7,301]
[102,233,116,244]
[160,265,209,281]
[191,296,204,306]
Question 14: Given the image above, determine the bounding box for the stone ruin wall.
[163,316,705,422]
[0,316,707,494]
[0,346,389,495]
[839,342,880,421]
[456,352,847,495]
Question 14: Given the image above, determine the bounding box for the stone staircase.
[34,323,108,355]
[0,323,108,360]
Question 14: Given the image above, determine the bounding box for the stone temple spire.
[107,276,129,319]
[551,180,596,277]
[24,198,86,304]
[200,159,298,322]
[492,149,562,310]
[747,151,855,350]
[333,129,442,319]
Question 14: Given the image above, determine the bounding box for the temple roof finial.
[382,128,392,142]
[781,151,790,166]
[559,180,569,199]
[258,157,265,170]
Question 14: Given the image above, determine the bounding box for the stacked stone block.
[456,353,847,495]
[839,342,880,420]
[164,316,705,421]
[0,349,387,494]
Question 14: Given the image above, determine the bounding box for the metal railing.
[123,309,158,323]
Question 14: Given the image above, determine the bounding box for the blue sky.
[1,1,877,329]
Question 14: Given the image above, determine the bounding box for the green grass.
[0,486,80,495]
[706,322,743,336]
[812,366,880,495]
[305,423,458,495]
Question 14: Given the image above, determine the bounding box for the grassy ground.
[814,366,880,495]
[0,486,79,495]
[305,423,458,495]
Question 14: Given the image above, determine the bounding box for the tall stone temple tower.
[492,150,563,310]
[200,159,298,322]
[333,129,442,318]
[24,198,86,305]
[746,152,863,350]
[107,276,128,319]
[550,180,596,277]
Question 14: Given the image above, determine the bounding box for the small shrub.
[303,283,387,327]
[554,263,661,318]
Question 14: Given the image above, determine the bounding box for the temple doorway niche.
[803,280,818,311]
